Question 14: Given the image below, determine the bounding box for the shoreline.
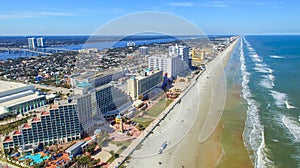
[204,38,253,168]
[121,39,240,168]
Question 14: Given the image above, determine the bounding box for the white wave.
[270,89,296,109]
[267,68,273,73]
[256,131,274,167]
[259,78,273,89]
[255,63,267,67]
[282,116,300,141]
[261,74,275,87]
[254,67,273,74]
[285,100,297,109]
[270,55,284,59]
[252,57,263,63]
[240,38,272,167]
[268,74,275,81]
[249,52,263,63]
[270,90,287,108]
[252,54,259,58]
[249,47,255,52]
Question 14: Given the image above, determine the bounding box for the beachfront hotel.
[127,69,163,100]
[0,81,46,119]
[148,45,191,77]
[74,75,130,120]
[95,84,130,119]
[75,94,93,132]
[148,55,190,77]
[169,44,190,64]
[74,69,128,88]
[0,83,129,150]
[1,100,82,150]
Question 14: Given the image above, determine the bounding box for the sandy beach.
[123,39,241,168]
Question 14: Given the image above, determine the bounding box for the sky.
[0,0,299,35]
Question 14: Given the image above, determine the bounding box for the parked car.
[158,141,168,154]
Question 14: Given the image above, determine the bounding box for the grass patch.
[132,117,154,129]
[39,88,52,92]
[146,99,174,117]
[110,140,131,147]
[117,145,129,154]
[166,99,174,107]
[107,155,116,163]
[132,116,153,123]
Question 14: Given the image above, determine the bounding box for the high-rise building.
[1,100,82,149]
[36,37,44,48]
[148,55,190,77]
[148,44,191,77]
[127,70,163,100]
[74,69,128,89]
[169,44,190,65]
[95,84,130,119]
[139,46,149,55]
[76,94,93,132]
[88,69,128,88]
[73,69,130,120]
[27,38,36,49]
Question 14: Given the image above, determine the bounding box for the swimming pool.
[19,153,50,165]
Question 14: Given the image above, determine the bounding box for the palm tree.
[24,159,31,167]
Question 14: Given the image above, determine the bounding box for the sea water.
[240,35,300,167]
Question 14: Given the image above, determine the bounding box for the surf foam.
[282,115,300,141]
[259,78,274,89]
[270,55,284,59]
[241,37,273,167]
[270,90,287,108]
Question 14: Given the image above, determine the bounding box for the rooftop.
[13,130,21,136]
[23,123,31,129]
[0,93,45,113]
[41,111,50,116]
[76,82,92,88]
[135,70,162,80]
[32,118,40,122]
[65,141,85,153]
[0,80,28,93]
[4,136,13,142]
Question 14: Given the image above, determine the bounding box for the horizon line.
[0,32,300,37]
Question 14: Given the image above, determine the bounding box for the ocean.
[238,35,300,167]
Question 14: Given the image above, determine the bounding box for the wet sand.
[197,38,253,168]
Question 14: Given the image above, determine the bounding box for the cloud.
[0,11,75,20]
[168,2,194,7]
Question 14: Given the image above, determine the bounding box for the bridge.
[0,47,78,56]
